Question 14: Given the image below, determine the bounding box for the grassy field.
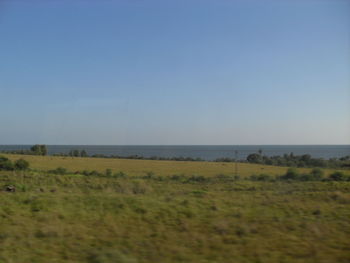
[3,154,349,178]
[0,155,350,263]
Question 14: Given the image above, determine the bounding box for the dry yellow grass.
[3,154,348,177]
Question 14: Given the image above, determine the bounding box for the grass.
[0,155,349,262]
[3,154,349,178]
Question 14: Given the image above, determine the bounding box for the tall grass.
[0,168,349,263]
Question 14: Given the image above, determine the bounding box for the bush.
[299,174,314,181]
[281,168,299,180]
[310,168,324,180]
[105,169,113,177]
[256,174,272,181]
[89,170,101,176]
[14,159,30,170]
[144,171,155,179]
[329,171,346,181]
[170,174,186,181]
[114,171,127,178]
[0,156,14,171]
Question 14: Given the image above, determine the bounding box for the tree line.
[244,151,350,169]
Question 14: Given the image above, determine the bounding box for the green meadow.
[0,155,350,263]
[3,154,349,178]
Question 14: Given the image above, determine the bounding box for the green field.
[0,155,350,262]
[3,154,349,178]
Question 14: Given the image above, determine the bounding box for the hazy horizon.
[1,0,349,145]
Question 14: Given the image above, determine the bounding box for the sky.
[0,0,349,145]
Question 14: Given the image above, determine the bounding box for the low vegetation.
[0,156,30,171]
[1,144,48,156]
[2,145,350,169]
[0,155,349,262]
[244,151,350,169]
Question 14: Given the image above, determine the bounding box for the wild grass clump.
[249,174,274,181]
[213,174,239,182]
[186,175,209,183]
[48,167,68,175]
[114,171,128,178]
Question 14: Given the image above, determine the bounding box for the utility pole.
[235,150,238,177]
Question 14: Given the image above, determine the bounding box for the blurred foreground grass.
[0,155,349,262]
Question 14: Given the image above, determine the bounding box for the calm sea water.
[0,145,349,160]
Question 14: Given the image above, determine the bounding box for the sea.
[0,145,349,161]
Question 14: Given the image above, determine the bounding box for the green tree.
[30,144,47,156]
[246,153,262,163]
[81,150,88,157]
[40,145,48,155]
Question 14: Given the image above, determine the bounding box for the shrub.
[256,174,272,181]
[82,170,90,176]
[281,168,299,180]
[0,156,14,171]
[114,171,127,178]
[170,174,186,181]
[143,171,155,179]
[299,174,314,181]
[329,171,346,181]
[310,168,324,180]
[249,174,258,181]
[14,159,30,170]
[105,169,113,177]
[187,175,208,183]
[89,170,101,176]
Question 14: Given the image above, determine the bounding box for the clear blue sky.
[0,0,349,145]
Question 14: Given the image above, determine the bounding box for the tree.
[81,150,88,157]
[246,153,262,163]
[40,145,48,156]
[301,154,311,163]
[30,144,47,156]
[14,159,30,170]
